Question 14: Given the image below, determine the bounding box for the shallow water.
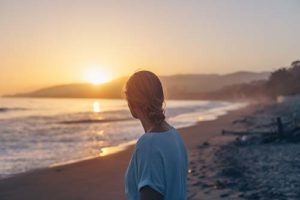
[0,97,246,178]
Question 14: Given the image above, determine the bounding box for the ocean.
[0,97,246,179]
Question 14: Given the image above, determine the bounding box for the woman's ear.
[128,101,139,119]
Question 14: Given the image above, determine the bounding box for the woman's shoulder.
[136,128,178,148]
[136,132,154,148]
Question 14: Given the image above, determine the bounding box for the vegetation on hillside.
[203,60,300,100]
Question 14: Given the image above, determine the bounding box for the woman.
[125,71,188,200]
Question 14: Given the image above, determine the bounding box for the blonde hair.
[125,70,165,125]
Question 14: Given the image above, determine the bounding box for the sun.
[83,67,111,85]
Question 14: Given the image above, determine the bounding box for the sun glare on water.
[83,67,111,85]
[93,101,101,113]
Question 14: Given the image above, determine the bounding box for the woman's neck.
[141,119,172,133]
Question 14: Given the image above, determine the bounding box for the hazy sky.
[1,0,299,95]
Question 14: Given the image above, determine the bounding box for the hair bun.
[148,107,165,125]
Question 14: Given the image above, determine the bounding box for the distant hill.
[5,77,128,99]
[198,60,300,101]
[160,71,270,98]
[5,71,270,100]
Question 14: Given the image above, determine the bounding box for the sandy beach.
[0,105,255,200]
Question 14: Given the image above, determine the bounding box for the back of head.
[125,70,165,125]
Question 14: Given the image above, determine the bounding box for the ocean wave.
[59,118,132,124]
[0,98,246,179]
[0,107,27,113]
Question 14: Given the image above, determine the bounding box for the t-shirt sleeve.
[135,136,165,195]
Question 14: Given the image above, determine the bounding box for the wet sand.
[0,105,255,200]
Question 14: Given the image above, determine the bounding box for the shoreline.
[0,101,247,180]
[0,103,256,200]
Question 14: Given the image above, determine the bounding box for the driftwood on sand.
[222,117,300,144]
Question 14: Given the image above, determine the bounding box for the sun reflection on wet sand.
[93,101,101,112]
[99,140,137,157]
[96,130,104,136]
[50,140,137,168]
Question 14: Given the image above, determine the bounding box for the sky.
[0,0,299,95]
